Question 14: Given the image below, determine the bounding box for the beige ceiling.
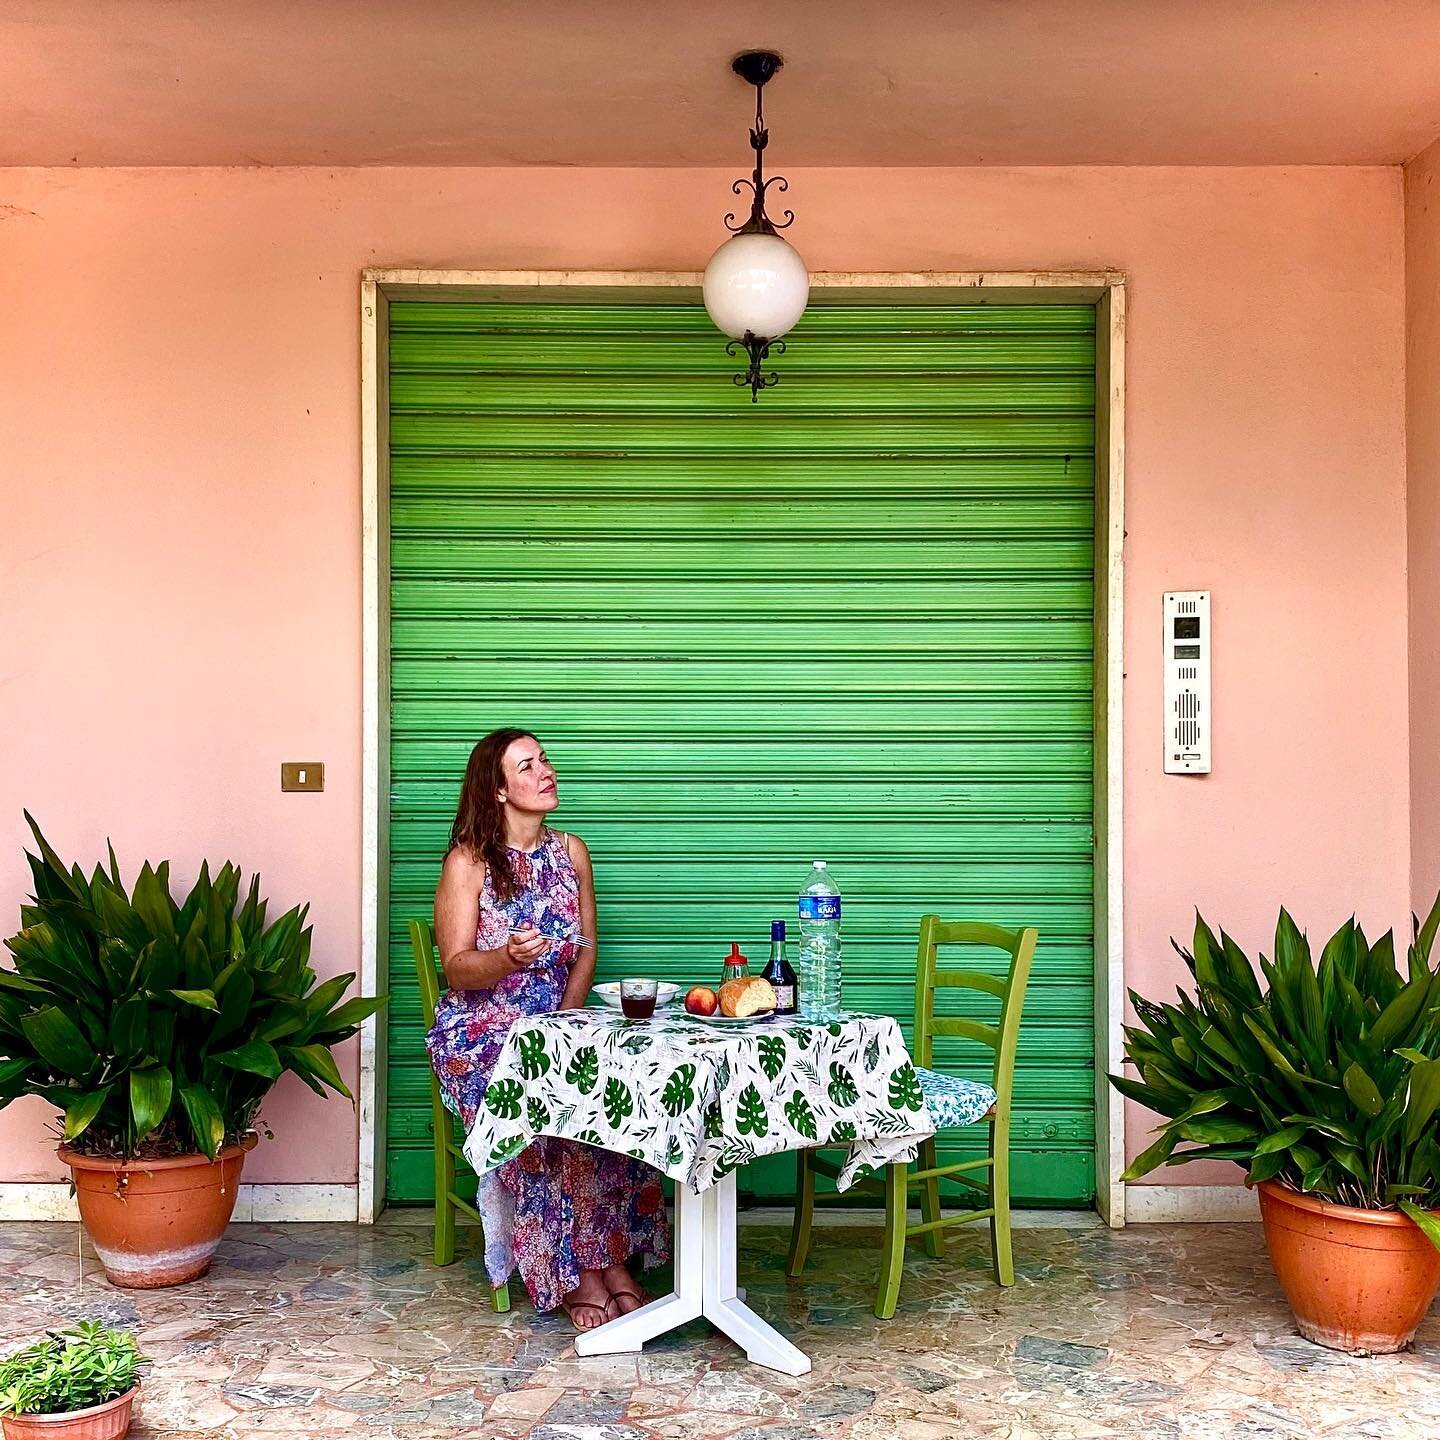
[3,0,1439,168]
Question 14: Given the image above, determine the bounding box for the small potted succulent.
[0,816,384,1287]
[0,1322,146,1439]
[1115,896,1440,1354]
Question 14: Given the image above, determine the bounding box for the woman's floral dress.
[426,830,670,1311]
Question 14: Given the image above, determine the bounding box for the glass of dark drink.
[620,978,658,1020]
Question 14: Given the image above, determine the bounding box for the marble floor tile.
[0,1217,1435,1439]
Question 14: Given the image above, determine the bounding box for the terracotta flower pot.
[58,1134,257,1288]
[1258,1180,1440,1353]
[1,1385,138,1440]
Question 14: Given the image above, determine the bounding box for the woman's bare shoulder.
[439,845,485,888]
[561,831,592,870]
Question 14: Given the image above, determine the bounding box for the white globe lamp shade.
[703,231,810,342]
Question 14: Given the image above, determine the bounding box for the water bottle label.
[798,895,842,921]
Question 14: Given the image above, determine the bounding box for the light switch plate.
[281,762,324,793]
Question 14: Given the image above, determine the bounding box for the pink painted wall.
[0,165,1411,1191]
[1408,137,1440,910]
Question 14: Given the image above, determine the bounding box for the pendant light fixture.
[703,50,810,401]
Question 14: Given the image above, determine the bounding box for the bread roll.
[718,975,777,1018]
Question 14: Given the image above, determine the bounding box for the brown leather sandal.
[607,1279,651,1315]
[561,1294,618,1331]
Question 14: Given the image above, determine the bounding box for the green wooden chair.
[786,915,1037,1319]
[408,918,510,1312]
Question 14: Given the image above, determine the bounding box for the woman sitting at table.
[426,727,670,1329]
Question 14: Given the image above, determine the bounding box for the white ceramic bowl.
[590,981,680,1010]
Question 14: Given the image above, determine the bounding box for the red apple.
[684,985,718,1016]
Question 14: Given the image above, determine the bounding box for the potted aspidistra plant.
[1114,896,1440,1354]
[0,815,385,1287]
[0,1322,146,1440]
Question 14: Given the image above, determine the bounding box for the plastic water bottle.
[797,860,843,1020]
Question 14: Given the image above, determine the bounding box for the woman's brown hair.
[449,727,536,902]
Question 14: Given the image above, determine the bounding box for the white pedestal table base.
[572,1170,810,1376]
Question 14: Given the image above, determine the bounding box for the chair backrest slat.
[932,969,1007,998]
[930,1016,1000,1048]
[409,919,442,1031]
[913,914,1038,1110]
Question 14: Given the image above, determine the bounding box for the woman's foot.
[602,1263,650,1315]
[560,1269,616,1331]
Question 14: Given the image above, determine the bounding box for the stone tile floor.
[3,1214,1438,1439]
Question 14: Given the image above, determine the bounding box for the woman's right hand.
[505,925,551,969]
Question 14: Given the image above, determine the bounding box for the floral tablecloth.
[462,1007,936,1193]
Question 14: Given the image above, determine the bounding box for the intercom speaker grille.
[1163,591,1211,774]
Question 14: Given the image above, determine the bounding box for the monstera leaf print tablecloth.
[462,1008,936,1193]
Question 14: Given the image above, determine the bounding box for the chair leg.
[989,1118,1014,1287]
[491,1281,511,1313]
[874,1161,908,1320]
[785,1149,816,1277]
[433,1124,457,1268]
[918,1137,944,1258]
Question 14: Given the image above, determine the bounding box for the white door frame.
[358,269,1127,1226]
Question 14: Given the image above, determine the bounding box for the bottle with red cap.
[720,942,750,988]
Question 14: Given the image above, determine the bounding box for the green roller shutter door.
[385,299,1095,1206]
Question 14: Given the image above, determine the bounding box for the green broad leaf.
[827,1061,859,1108]
[1368,976,1432,1050]
[62,1085,111,1141]
[130,862,176,942]
[1176,1116,1257,1144]
[661,1063,697,1117]
[129,1065,173,1138]
[301,974,352,1020]
[23,814,84,899]
[783,1089,818,1140]
[1197,1025,1242,1068]
[1247,1149,1287,1185]
[168,988,218,1011]
[211,968,255,1042]
[1107,1072,1189,1116]
[735,1082,769,1138]
[255,1004,305,1043]
[1405,1058,1440,1147]
[603,1076,634,1128]
[564,1046,600,1095]
[212,1039,282,1079]
[1170,1091,1232,1125]
[1397,1047,1430,1065]
[0,1057,32,1093]
[1342,1062,1385,1117]
[280,1043,349,1097]
[0,970,50,995]
[1279,1113,1360,1144]
[1301,1160,1331,1192]
[1399,1201,1440,1255]
[886,1063,925,1113]
[313,996,384,1034]
[516,1030,551,1081]
[179,1084,225,1160]
[1415,888,1440,962]
[1253,1124,1309,1156]
[20,1007,95,1079]
[1331,1145,1369,1182]
[757,1033,786,1082]
[1120,1128,1178,1181]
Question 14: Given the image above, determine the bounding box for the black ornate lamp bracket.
[723,50,795,238]
[726,334,786,403]
[720,50,794,400]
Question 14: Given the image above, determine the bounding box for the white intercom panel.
[1164,591,1211,774]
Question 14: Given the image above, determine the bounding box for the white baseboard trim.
[1125,1184,1260,1223]
[0,1183,358,1223]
